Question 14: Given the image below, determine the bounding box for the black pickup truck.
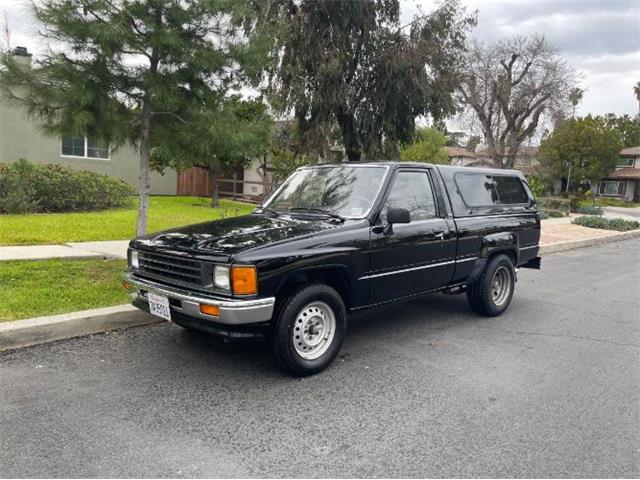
[126,162,540,375]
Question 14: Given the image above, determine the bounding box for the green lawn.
[0,258,130,321]
[597,198,640,208]
[0,196,255,245]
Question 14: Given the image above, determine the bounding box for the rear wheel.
[272,283,346,376]
[467,254,515,316]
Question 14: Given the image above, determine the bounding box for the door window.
[379,171,437,223]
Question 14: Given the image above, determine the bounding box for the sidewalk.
[0,240,128,261]
[1,216,639,262]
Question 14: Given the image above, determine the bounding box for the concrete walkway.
[0,240,129,261]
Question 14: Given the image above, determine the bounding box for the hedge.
[572,216,640,232]
[0,160,135,214]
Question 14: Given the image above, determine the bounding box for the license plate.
[148,292,171,321]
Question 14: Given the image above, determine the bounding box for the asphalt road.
[1,239,639,478]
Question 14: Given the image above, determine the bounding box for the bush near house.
[572,216,639,231]
[538,196,570,217]
[0,160,135,214]
[576,206,603,216]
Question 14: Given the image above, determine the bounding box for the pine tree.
[0,0,266,234]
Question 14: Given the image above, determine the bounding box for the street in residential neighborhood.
[1,0,639,478]
[2,239,638,478]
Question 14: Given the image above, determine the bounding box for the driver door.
[367,169,455,304]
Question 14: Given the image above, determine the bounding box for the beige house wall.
[0,98,177,195]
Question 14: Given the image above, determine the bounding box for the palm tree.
[568,87,583,119]
[634,81,640,114]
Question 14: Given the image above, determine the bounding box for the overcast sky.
[2,0,639,118]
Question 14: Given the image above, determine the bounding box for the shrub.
[576,206,603,216]
[572,216,639,231]
[538,210,549,220]
[527,176,545,199]
[540,209,565,218]
[0,160,135,214]
[0,186,41,214]
[540,196,570,214]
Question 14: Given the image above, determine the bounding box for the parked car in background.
[126,162,541,376]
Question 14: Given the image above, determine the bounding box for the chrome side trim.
[125,273,275,325]
[456,256,478,263]
[519,245,539,250]
[359,257,478,281]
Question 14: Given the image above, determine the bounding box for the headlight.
[213,265,230,290]
[130,250,139,269]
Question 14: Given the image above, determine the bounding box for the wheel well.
[275,268,352,310]
[492,249,516,266]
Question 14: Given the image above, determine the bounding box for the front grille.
[137,251,204,288]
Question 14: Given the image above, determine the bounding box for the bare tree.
[456,35,574,169]
[1,11,11,51]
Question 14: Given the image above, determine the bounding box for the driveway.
[603,206,640,219]
[1,239,639,478]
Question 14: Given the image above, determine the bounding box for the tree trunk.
[337,109,361,162]
[346,149,361,162]
[210,160,220,208]
[135,100,152,236]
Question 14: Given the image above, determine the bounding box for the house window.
[617,157,635,167]
[61,136,85,157]
[599,181,626,197]
[61,136,110,159]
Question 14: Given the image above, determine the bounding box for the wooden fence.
[176,166,276,203]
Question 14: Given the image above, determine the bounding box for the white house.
[595,146,640,202]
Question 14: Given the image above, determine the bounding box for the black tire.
[467,254,515,317]
[272,283,346,376]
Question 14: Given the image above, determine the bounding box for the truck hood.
[131,213,341,256]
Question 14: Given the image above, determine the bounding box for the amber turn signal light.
[199,304,220,316]
[232,265,257,295]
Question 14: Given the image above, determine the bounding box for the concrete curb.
[0,304,165,352]
[540,228,640,254]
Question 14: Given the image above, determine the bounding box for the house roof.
[476,146,539,158]
[620,146,640,157]
[608,168,640,180]
[446,146,476,158]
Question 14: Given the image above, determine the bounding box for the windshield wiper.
[255,205,280,216]
[289,207,345,222]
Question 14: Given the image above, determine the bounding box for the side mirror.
[387,207,411,224]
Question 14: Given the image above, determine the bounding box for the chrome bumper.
[124,273,275,325]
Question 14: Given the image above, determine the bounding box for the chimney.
[11,46,32,69]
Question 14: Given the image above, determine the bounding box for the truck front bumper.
[124,273,275,326]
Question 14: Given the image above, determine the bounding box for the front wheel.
[272,283,346,376]
[467,254,516,317]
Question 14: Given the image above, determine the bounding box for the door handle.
[431,227,445,239]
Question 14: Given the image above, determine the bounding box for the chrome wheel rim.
[491,266,512,306]
[293,301,336,360]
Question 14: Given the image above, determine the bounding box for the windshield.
[264,165,387,218]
